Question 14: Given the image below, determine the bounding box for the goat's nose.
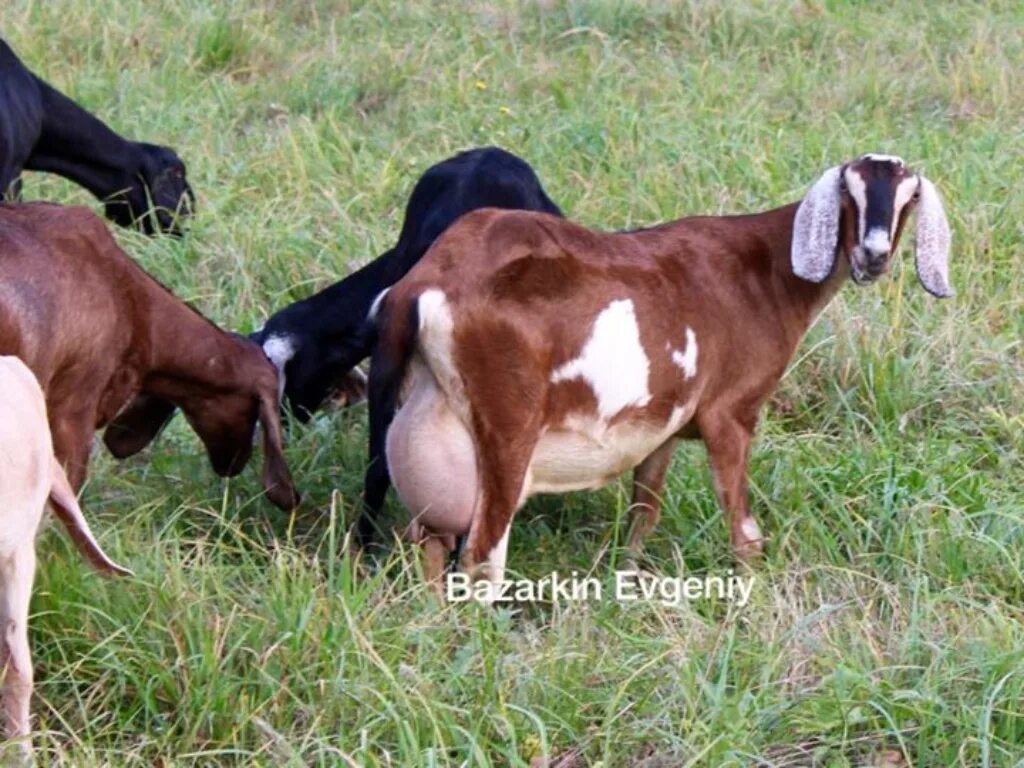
[865,245,889,265]
[862,228,891,269]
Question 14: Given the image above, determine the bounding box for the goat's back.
[0,40,43,189]
[0,203,138,391]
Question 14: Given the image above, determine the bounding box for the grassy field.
[2,0,1023,765]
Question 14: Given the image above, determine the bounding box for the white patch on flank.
[551,299,651,420]
[671,326,698,380]
[527,402,695,495]
[862,153,905,166]
[368,287,391,321]
[844,166,868,243]
[891,175,919,236]
[741,516,763,543]
[262,333,296,401]
[863,227,891,255]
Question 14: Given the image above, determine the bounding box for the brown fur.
[0,202,299,509]
[378,156,927,581]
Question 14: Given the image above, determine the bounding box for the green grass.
[2,0,1023,765]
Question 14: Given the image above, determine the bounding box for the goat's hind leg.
[461,427,540,598]
[0,541,36,754]
[358,338,405,548]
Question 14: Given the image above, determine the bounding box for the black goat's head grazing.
[103,143,194,235]
[791,153,953,297]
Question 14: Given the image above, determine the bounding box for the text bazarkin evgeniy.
[447,570,755,607]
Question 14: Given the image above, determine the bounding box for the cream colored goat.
[0,356,129,757]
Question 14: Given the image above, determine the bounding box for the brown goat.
[0,202,299,509]
[371,154,951,591]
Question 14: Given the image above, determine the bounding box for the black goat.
[250,146,562,545]
[0,39,193,235]
[252,146,562,418]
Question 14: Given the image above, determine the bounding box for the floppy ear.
[914,176,953,298]
[258,391,300,510]
[103,394,178,458]
[791,165,843,283]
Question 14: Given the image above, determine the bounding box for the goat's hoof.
[734,538,764,563]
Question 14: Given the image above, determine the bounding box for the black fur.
[0,39,193,234]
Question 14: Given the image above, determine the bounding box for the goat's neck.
[140,295,248,397]
[750,202,848,348]
[23,77,142,200]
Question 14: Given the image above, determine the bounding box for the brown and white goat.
[0,203,299,509]
[371,154,951,589]
[0,356,129,757]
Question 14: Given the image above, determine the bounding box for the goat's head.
[104,143,194,236]
[791,154,952,297]
[102,337,300,511]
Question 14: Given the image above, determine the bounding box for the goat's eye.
[838,178,847,192]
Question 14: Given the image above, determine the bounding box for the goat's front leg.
[50,413,94,492]
[0,542,36,754]
[626,437,679,561]
[696,409,763,560]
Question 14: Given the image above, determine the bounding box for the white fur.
[0,356,127,756]
[416,289,471,416]
[741,516,763,543]
[261,334,296,402]
[527,403,694,494]
[484,527,511,595]
[863,227,891,255]
[892,176,919,236]
[862,153,905,166]
[914,176,953,298]
[791,165,842,283]
[671,327,698,380]
[262,334,295,371]
[845,166,869,244]
[367,287,391,321]
[551,299,651,419]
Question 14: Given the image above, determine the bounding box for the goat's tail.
[358,288,421,545]
[366,286,419,405]
[48,460,133,577]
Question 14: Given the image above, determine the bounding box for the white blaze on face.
[891,175,919,238]
[551,299,651,420]
[863,227,891,255]
[862,153,905,166]
[844,166,869,244]
[847,158,920,255]
[671,326,698,380]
